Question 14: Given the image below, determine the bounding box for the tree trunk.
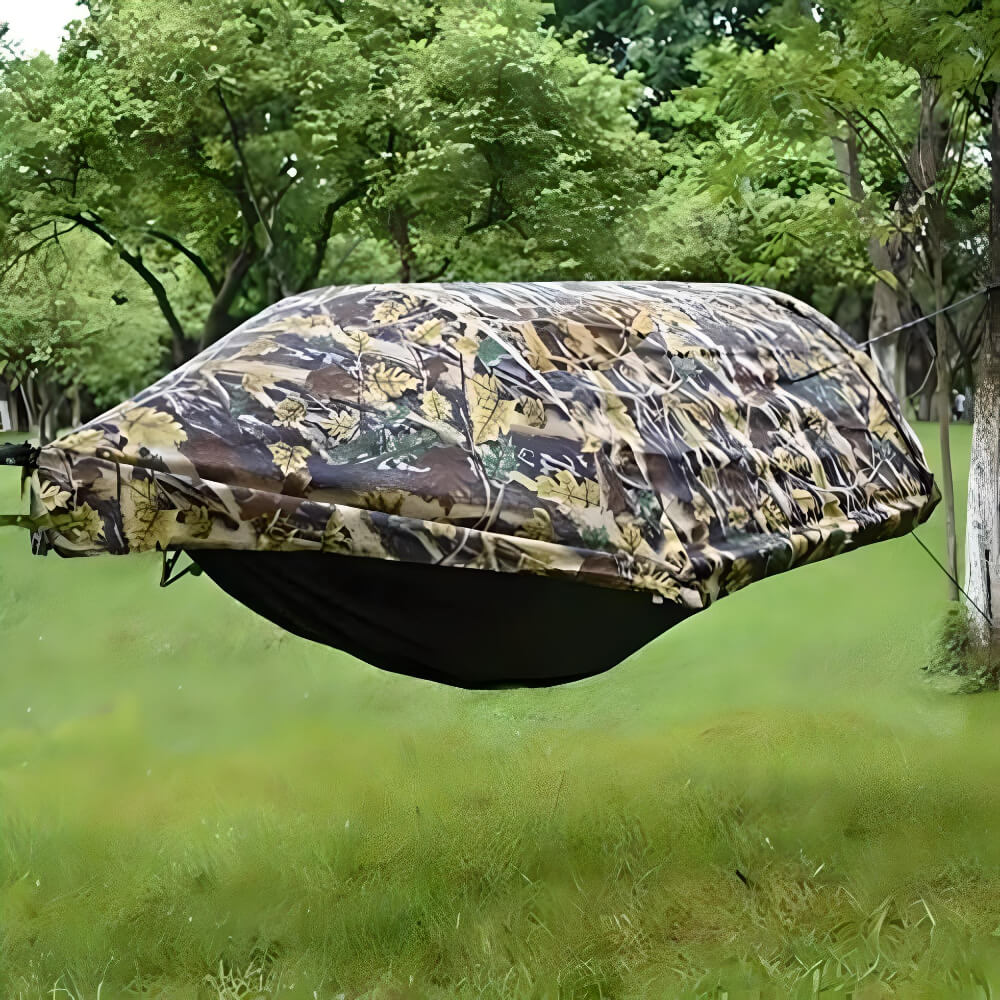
[829,121,910,396]
[894,333,910,416]
[70,384,82,427]
[964,84,1000,643]
[0,379,15,432]
[932,232,960,601]
[388,207,417,283]
[35,378,56,445]
[869,266,902,395]
[200,243,257,351]
[20,376,37,433]
[918,364,936,420]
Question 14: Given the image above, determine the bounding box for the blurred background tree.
[0,0,658,377]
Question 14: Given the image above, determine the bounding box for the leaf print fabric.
[27,280,937,617]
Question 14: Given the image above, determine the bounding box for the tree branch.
[201,240,258,349]
[417,256,452,282]
[216,83,273,251]
[844,103,926,194]
[147,229,221,294]
[69,213,191,364]
[0,223,79,280]
[329,234,363,283]
[940,96,974,206]
[295,184,365,293]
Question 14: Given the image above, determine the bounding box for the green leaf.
[581,525,611,551]
[476,337,509,368]
[874,269,899,290]
[479,434,518,482]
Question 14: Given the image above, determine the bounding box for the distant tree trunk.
[918,376,935,421]
[20,376,37,433]
[34,377,67,445]
[932,231,960,601]
[388,207,417,283]
[894,333,910,414]
[69,384,82,427]
[868,254,903,395]
[962,351,976,418]
[35,378,55,445]
[965,84,1000,643]
[0,379,15,432]
[830,121,909,396]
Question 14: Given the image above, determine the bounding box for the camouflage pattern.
[28,281,938,613]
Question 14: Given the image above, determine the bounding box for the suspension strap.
[911,531,991,624]
[160,549,203,587]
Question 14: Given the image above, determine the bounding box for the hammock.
[1,281,939,687]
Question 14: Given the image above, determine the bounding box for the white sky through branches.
[2,0,82,55]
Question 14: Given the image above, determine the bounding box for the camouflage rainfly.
[3,281,939,686]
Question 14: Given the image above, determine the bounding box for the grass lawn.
[1,422,997,999]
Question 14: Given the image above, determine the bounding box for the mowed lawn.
[2,422,998,999]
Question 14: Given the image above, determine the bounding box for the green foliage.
[0,0,994,427]
[377,0,660,280]
[618,36,874,297]
[0,231,165,412]
[837,0,1000,102]
[623,0,997,351]
[926,601,1000,693]
[0,0,656,324]
[552,0,774,110]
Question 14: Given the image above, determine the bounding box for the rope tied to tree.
[858,287,995,350]
[912,531,991,624]
[784,286,996,384]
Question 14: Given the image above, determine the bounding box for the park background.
[2,1,1000,997]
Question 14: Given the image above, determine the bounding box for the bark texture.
[964,85,1000,642]
[934,242,960,599]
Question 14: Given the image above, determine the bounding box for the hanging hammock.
[1,281,938,687]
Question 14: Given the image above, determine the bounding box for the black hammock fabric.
[192,550,693,688]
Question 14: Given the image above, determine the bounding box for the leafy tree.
[914,1,1000,647]
[0,0,659,382]
[1,0,391,362]
[0,230,165,438]
[366,0,660,281]
[625,39,873,310]
[551,0,776,133]
[818,0,1000,633]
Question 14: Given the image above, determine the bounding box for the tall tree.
[0,230,165,439]
[853,0,1000,638]
[0,0,659,377]
[551,0,775,134]
[628,38,874,308]
[961,68,1000,642]
[360,1,661,282]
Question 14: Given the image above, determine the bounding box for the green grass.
[2,423,998,999]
